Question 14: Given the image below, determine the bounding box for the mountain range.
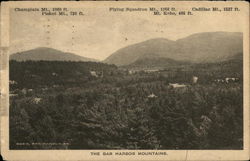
[104,32,243,66]
[10,47,98,62]
[10,32,243,68]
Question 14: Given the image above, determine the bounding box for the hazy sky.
[9,2,247,60]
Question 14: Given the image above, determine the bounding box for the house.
[169,83,187,88]
[32,97,42,104]
[28,89,33,92]
[148,93,157,98]
[53,85,59,88]
[52,72,58,76]
[90,71,98,77]
[214,79,222,83]
[21,88,27,95]
[225,77,239,83]
[214,77,239,83]
[90,71,103,77]
[9,93,18,97]
[42,87,48,91]
[192,76,198,84]
[128,70,136,75]
[9,80,17,85]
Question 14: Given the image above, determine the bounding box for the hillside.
[104,38,176,66]
[9,59,243,150]
[175,32,243,63]
[104,32,243,66]
[126,54,190,69]
[10,47,99,62]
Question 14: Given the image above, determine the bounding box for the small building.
[90,71,103,78]
[214,77,239,83]
[42,87,48,91]
[53,85,59,88]
[52,72,58,76]
[128,70,136,75]
[90,71,98,77]
[169,83,187,88]
[225,77,238,83]
[148,93,157,98]
[9,93,18,97]
[192,76,198,84]
[32,97,42,104]
[28,89,33,92]
[214,79,221,83]
[21,88,27,95]
[9,80,17,85]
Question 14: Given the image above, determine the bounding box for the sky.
[9,2,248,60]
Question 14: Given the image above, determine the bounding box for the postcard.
[0,1,249,160]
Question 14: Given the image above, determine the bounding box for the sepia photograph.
[0,1,249,161]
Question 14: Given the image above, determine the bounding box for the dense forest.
[9,59,243,149]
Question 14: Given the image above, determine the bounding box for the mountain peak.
[10,47,99,62]
[104,32,243,66]
[104,38,176,66]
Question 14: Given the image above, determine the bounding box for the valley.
[9,31,244,150]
